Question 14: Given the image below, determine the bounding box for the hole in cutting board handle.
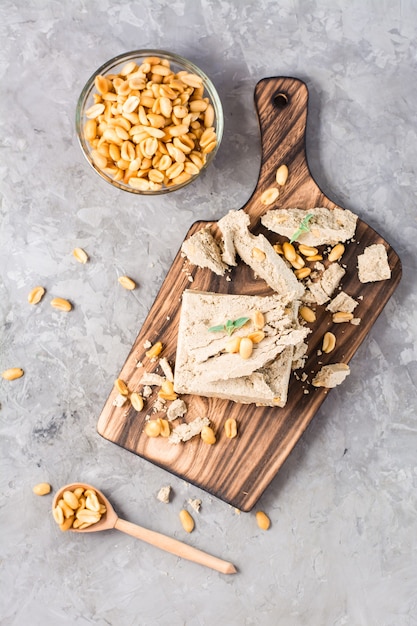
[273,92,289,109]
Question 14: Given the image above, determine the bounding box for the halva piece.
[357,243,391,283]
[261,207,358,246]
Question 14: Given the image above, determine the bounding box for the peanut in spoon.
[52,483,236,575]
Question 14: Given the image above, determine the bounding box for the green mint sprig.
[289,212,314,244]
[208,317,250,336]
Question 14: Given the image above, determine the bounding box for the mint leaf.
[208,316,251,336]
[289,213,314,244]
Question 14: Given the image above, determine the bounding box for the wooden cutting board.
[97,77,402,512]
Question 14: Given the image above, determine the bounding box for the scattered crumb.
[152,397,167,413]
[112,393,128,407]
[159,357,174,382]
[143,385,152,398]
[157,486,171,503]
[350,317,361,325]
[140,372,166,386]
[167,398,187,421]
[168,416,210,444]
[188,498,202,513]
[136,360,143,368]
[143,340,152,350]
[188,275,194,282]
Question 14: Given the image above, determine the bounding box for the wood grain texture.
[97,77,402,512]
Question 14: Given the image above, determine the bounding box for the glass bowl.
[76,49,224,195]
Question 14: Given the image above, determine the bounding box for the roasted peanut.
[145,341,163,359]
[224,418,238,439]
[299,306,316,323]
[252,247,266,262]
[225,336,241,353]
[275,164,289,186]
[256,511,271,530]
[239,337,253,359]
[28,286,46,305]
[144,420,161,437]
[298,244,318,257]
[118,275,136,290]
[158,418,171,438]
[63,490,80,510]
[50,297,72,312]
[2,367,24,380]
[332,311,354,323]
[33,482,51,496]
[252,310,265,330]
[322,331,336,353]
[247,331,265,344]
[73,247,89,264]
[201,425,216,445]
[260,187,279,206]
[114,378,129,396]
[294,267,311,280]
[328,243,345,262]
[179,509,195,533]
[130,392,144,411]
[282,241,297,263]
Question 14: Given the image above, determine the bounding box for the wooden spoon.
[53,483,236,575]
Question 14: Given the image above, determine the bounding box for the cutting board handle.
[243,76,334,223]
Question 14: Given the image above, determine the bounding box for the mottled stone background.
[1,1,416,624]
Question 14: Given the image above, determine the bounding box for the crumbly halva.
[168,416,210,444]
[166,398,187,421]
[357,243,391,283]
[217,210,305,299]
[174,290,309,407]
[261,207,358,246]
[303,262,346,305]
[181,227,227,276]
[312,363,350,388]
[326,291,358,314]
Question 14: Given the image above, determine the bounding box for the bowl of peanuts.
[76,49,224,194]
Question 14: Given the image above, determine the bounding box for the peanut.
[52,505,64,525]
[260,187,279,206]
[179,509,195,533]
[63,490,80,510]
[247,331,265,344]
[239,337,253,359]
[2,367,24,381]
[224,418,237,439]
[73,247,89,264]
[252,247,266,262]
[144,420,161,437]
[158,418,171,438]
[332,311,354,323]
[32,482,51,496]
[130,392,144,411]
[275,164,289,186]
[298,244,318,257]
[294,267,311,280]
[28,286,46,305]
[145,341,163,359]
[328,243,345,262]
[256,511,271,530]
[299,306,316,323]
[118,275,136,290]
[50,297,72,312]
[225,336,241,353]
[114,378,129,396]
[201,425,216,445]
[322,331,336,353]
[252,310,265,330]
[282,241,297,263]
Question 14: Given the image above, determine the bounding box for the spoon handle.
[114,518,237,574]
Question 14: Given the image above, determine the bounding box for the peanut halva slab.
[173,290,309,407]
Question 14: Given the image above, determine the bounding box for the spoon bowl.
[53,482,236,575]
